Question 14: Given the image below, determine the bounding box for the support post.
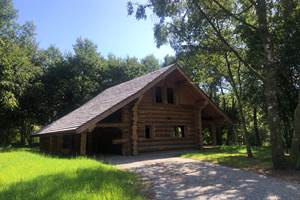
[195,107,203,150]
[211,124,217,146]
[80,132,87,155]
[195,101,208,150]
[131,97,142,155]
[198,110,203,150]
[49,135,53,153]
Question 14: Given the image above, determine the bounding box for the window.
[155,87,163,103]
[145,125,152,138]
[173,126,185,138]
[167,88,174,104]
[62,135,72,149]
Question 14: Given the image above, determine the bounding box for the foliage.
[0,149,143,200]
[128,0,300,168]
[0,0,163,146]
[0,0,40,145]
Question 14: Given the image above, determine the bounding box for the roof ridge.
[101,64,176,92]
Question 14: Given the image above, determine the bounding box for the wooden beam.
[211,124,217,146]
[87,124,96,133]
[80,132,87,155]
[175,67,231,123]
[112,138,129,144]
[131,96,143,155]
[49,136,53,153]
[198,109,203,149]
[96,123,127,128]
[196,99,209,109]
[203,119,226,127]
[195,107,203,150]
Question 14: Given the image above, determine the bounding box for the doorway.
[87,127,122,155]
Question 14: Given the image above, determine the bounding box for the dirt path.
[100,151,300,200]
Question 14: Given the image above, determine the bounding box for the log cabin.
[33,64,230,155]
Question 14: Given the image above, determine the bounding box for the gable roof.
[35,64,230,135]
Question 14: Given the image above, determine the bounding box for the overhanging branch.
[192,0,263,80]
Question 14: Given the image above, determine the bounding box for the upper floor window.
[167,88,175,104]
[155,87,163,103]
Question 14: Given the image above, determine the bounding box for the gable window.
[167,88,175,104]
[145,125,152,138]
[173,126,185,138]
[155,87,163,103]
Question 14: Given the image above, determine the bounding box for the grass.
[0,148,143,200]
[181,146,272,171]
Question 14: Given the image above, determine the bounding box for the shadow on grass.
[182,146,273,170]
[0,168,142,200]
[0,146,41,154]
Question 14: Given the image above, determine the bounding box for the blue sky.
[13,0,174,61]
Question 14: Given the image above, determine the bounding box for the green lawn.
[181,146,272,171]
[0,149,143,200]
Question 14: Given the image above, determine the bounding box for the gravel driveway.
[99,151,300,200]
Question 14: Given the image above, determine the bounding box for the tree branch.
[192,0,263,80]
[211,0,257,30]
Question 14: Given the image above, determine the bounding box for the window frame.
[155,87,163,103]
[172,126,185,138]
[166,87,175,104]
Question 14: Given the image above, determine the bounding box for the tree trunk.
[253,106,261,146]
[237,97,253,158]
[1,130,9,147]
[20,125,26,146]
[291,92,300,169]
[26,121,33,146]
[256,0,286,169]
[224,53,253,157]
[264,71,286,169]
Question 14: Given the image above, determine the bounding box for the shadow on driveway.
[97,150,300,200]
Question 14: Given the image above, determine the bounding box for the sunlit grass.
[0,148,143,200]
[182,146,272,170]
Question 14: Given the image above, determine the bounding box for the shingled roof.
[35,64,229,135]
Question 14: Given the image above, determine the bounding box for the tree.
[0,0,17,37]
[0,0,166,146]
[162,55,176,67]
[291,93,300,169]
[128,0,300,168]
[0,0,42,145]
[40,38,107,121]
[141,54,160,73]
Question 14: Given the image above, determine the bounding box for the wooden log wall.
[135,77,203,153]
[39,134,80,155]
[40,136,50,152]
[121,105,131,155]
